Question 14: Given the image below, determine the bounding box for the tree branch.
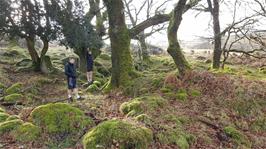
[129,0,202,38]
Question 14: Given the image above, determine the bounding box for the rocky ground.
[0,45,265,149]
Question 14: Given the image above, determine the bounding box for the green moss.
[0,119,23,134]
[30,103,94,146]
[98,53,111,60]
[176,89,188,101]
[160,87,171,93]
[13,122,41,142]
[4,93,23,103]
[0,82,5,89]
[5,82,23,95]
[163,114,183,126]
[0,107,5,113]
[120,100,143,117]
[0,113,9,122]
[224,126,251,148]
[93,80,102,87]
[190,89,201,97]
[86,84,99,93]
[6,115,20,121]
[157,126,195,149]
[82,119,153,149]
[120,95,166,117]
[134,114,152,125]
[251,117,266,132]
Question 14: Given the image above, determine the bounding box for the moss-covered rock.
[120,100,143,117]
[224,126,251,148]
[82,119,153,149]
[134,114,152,125]
[0,113,9,122]
[0,119,23,134]
[4,93,23,103]
[5,82,23,95]
[93,80,102,87]
[120,95,166,117]
[157,126,195,149]
[30,103,94,146]
[13,122,41,142]
[86,84,99,93]
[6,115,20,121]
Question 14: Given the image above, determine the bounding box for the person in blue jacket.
[86,49,94,85]
[65,57,81,102]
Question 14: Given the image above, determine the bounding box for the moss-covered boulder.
[120,95,166,117]
[157,126,195,149]
[4,93,23,103]
[0,119,23,134]
[93,80,102,87]
[224,126,251,148]
[82,120,153,149]
[30,103,94,146]
[86,84,100,93]
[0,113,9,122]
[13,122,41,142]
[6,115,20,121]
[120,100,143,117]
[5,82,23,95]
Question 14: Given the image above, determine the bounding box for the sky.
[85,0,265,48]
[126,0,266,48]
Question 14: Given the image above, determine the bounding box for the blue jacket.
[87,52,93,66]
[64,62,77,78]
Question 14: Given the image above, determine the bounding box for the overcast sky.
[121,0,266,48]
[85,0,265,48]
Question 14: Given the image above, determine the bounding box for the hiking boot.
[68,97,73,102]
[77,96,84,101]
[88,81,94,86]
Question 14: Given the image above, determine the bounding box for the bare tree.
[167,0,191,76]
[123,0,169,61]
[220,0,266,68]
[206,0,222,69]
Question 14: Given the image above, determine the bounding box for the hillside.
[0,45,265,149]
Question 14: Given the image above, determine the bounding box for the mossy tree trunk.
[25,37,41,71]
[167,0,190,76]
[40,39,53,73]
[26,37,53,73]
[138,32,149,61]
[103,0,133,88]
[212,0,222,69]
[75,48,87,73]
[207,0,222,69]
